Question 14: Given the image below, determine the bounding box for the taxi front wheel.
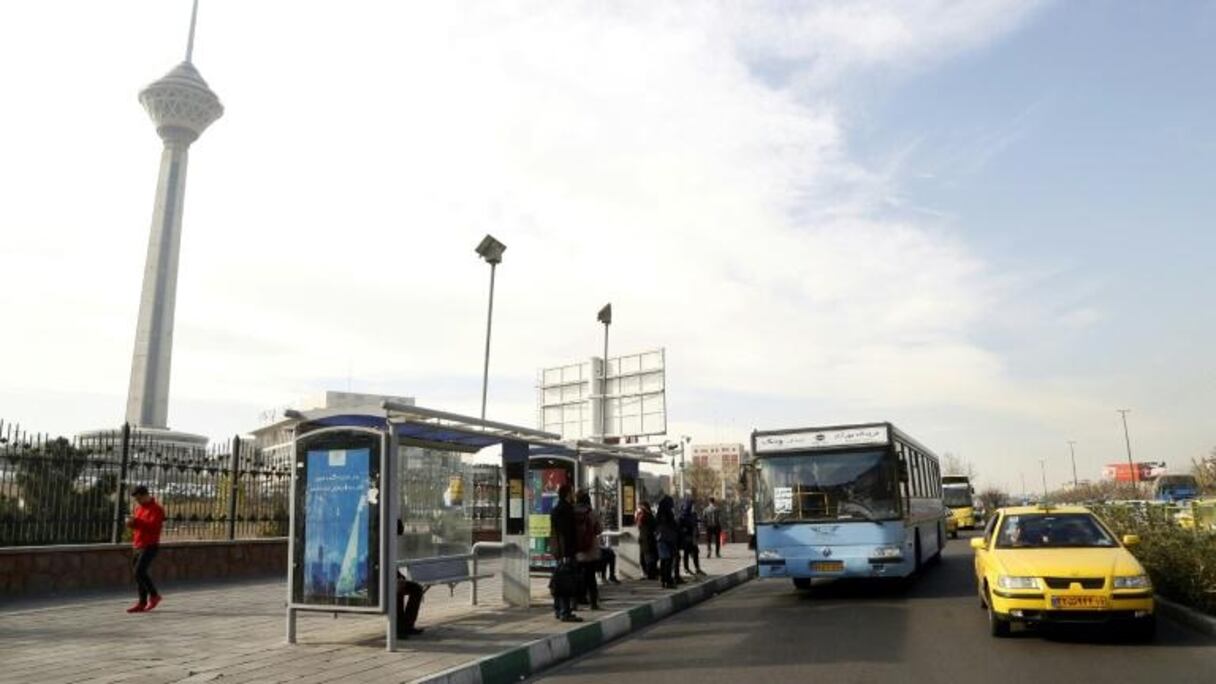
[987,591,1010,637]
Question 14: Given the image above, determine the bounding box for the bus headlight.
[758,549,783,561]
[997,575,1040,590]
[871,546,902,558]
[1114,575,1151,589]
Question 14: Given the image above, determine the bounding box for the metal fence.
[0,421,290,547]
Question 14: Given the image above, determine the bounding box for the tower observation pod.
[125,0,223,429]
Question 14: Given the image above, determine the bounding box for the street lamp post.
[597,303,612,440]
[1067,440,1078,488]
[1039,458,1048,500]
[1117,409,1135,486]
[475,235,506,422]
[679,435,690,498]
[663,435,691,498]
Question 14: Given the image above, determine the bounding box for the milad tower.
[125,0,223,431]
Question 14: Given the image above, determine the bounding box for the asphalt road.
[533,534,1216,684]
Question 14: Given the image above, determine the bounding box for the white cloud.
[9,0,1202,493]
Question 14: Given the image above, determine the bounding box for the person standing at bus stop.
[125,485,165,613]
[703,497,722,558]
[549,484,582,622]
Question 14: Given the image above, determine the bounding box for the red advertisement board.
[1102,462,1166,482]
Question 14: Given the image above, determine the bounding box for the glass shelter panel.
[398,445,477,560]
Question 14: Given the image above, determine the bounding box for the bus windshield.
[755,449,900,523]
[943,486,971,508]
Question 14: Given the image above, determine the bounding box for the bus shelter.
[282,401,662,652]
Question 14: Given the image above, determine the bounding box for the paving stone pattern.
[0,545,754,684]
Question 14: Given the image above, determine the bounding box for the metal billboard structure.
[537,348,667,441]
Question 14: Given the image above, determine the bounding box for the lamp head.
[475,234,506,264]
[597,303,612,325]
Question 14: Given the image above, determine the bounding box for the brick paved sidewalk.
[0,544,754,684]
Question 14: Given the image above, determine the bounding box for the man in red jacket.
[125,485,165,613]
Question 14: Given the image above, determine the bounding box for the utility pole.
[1117,409,1136,485]
[1039,458,1048,500]
[1020,472,1027,501]
[1067,440,1078,488]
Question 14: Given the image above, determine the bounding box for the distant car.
[946,509,959,539]
[970,504,1154,640]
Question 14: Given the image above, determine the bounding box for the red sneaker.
[126,603,146,614]
[145,595,162,612]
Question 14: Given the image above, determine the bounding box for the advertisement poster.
[300,447,377,606]
[508,479,524,518]
[528,465,569,568]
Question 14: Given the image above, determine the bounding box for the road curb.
[1155,594,1216,638]
[415,564,757,684]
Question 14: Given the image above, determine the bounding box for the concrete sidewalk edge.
[1155,594,1216,638]
[414,565,757,684]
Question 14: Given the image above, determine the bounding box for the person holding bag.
[548,484,582,622]
[574,490,603,610]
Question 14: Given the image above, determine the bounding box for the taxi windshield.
[996,513,1116,549]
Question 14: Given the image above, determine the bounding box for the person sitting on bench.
[396,519,425,639]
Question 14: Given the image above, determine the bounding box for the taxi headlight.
[758,549,783,561]
[997,575,1040,590]
[1113,575,1151,589]
[872,546,902,558]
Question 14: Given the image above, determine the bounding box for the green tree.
[3,437,117,546]
[1193,447,1216,495]
[976,486,1008,513]
[683,463,721,505]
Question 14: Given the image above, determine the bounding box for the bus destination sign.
[755,425,890,453]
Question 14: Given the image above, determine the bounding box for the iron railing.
[0,421,289,547]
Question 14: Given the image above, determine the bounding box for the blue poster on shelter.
[302,448,372,604]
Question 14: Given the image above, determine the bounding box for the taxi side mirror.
[969,537,986,551]
[1122,534,1140,547]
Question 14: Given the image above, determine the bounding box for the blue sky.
[0,1,1211,494]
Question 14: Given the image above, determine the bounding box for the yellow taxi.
[946,509,960,539]
[970,504,1155,639]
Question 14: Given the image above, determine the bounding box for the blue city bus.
[1153,474,1199,503]
[749,422,947,589]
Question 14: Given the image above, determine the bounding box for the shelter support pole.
[501,441,532,608]
[385,431,399,652]
[615,459,642,579]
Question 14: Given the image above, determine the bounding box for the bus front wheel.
[793,578,812,590]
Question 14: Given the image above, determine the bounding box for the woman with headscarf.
[636,500,658,580]
[574,489,603,609]
[679,494,706,576]
[655,495,680,588]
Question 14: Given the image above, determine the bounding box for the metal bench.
[397,552,495,604]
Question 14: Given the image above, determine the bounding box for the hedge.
[1092,504,1216,616]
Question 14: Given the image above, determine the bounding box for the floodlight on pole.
[598,303,611,439]
[476,234,506,421]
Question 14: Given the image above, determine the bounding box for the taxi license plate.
[810,561,844,573]
[1051,596,1109,610]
